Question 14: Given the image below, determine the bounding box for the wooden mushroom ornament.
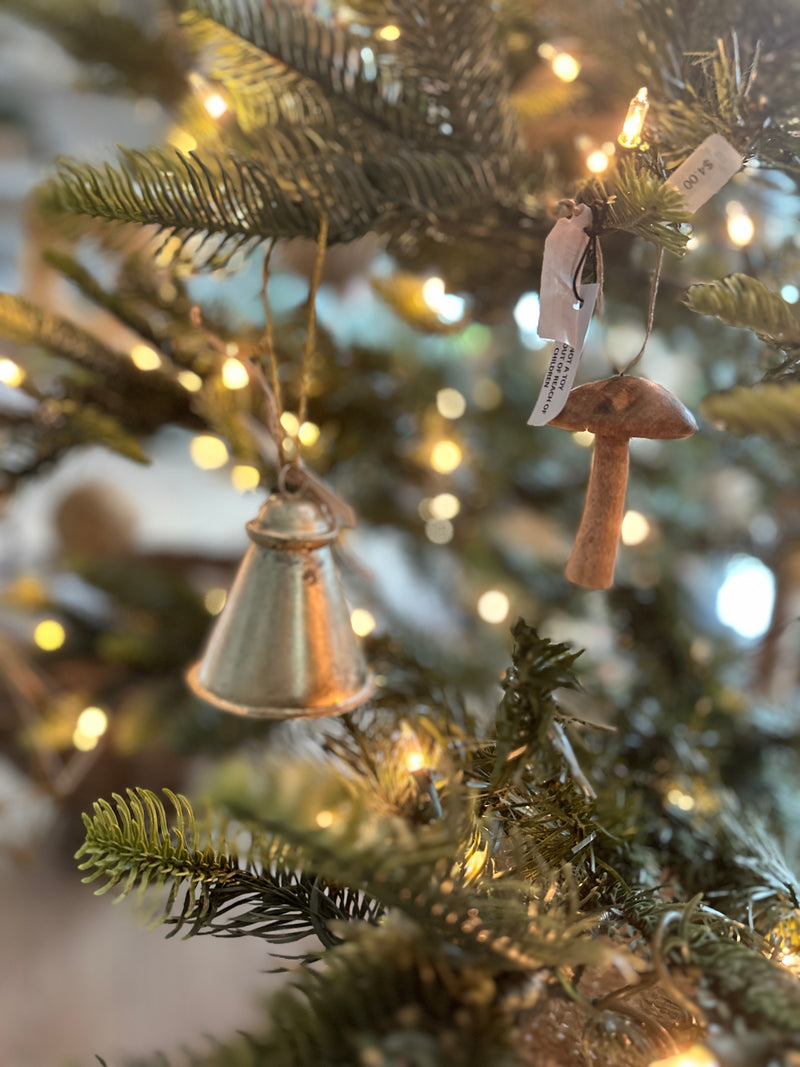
[548,375,697,589]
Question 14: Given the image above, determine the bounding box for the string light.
[130,344,162,371]
[421,277,467,324]
[315,810,335,828]
[726,201,755,247]
[0,357,25,387]
[430,440,462,473]
[280,411,300,436]
[204,588,227,615]
[231,464,260,493]
[428,492,460,520]
[72,705,109,752]
[477,590,510,624]
[33,619,66,651]
[586,148,611,174]
[436,388,466,420]
[621,510,651,546]
[298,421,321,447]
[76,706,108,738]
[770,914,800,973]
[618,87,649,149]
[221,357,249,390]
[551,52,581,82]
[648,1046,719,1067]
[405,749,427,773]
[377,24,401,41]
[203,92,228,119]
[422,277,446,307]
[178,370,203,392]
[350,608,376,637]
[666,786,695,812]
[190,434,229,470]
[425,519,454,544]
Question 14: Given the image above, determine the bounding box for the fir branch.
[617,888,800,1040]
[47,144,506,263]
[490,618,583,792]
[591,160,690,255]
[181,13,347,134]
[699,381,800,442]
[684,274,800,347]
[212,755,610,975]
[188,0,518,161]
[664,790,800,927]
[76,788,383,946]
[0,292,146,380]
[42,249,166,353]
[0,292,200,451]
[55,398,152,464]
[256,920,525,1067]
[48,148,323,261]
[47,147,368,256]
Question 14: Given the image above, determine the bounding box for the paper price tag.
[528,284,598,426]
[538,204,593,347]
[665,133,743,214]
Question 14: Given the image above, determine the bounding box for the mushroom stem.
[565,435,629,589]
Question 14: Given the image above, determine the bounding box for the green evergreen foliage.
[75,623,800,1065]
[699,381,800,441]
[76,787,383,944]
[3,0,800,1064]
[685,274,800,348]
[489,617,582,791]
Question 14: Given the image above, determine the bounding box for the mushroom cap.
[548,375,697,440]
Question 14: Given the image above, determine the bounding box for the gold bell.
[187,487,375,719]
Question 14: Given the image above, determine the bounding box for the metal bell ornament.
[187,479,375,719]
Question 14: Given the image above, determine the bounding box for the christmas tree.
[1,1,799,1064]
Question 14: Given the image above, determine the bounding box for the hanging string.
[570,199,608,318]
[297,212,329,435]
[253,240,287,468]
[618,246,664,374]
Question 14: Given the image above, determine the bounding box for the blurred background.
[1,2,799,1064]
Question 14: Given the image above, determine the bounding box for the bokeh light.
[178,370,203,392]
[0,357,25,386]
[715,555,775,639]
[221,357,249,390]
[430,440,462,473]
[477,589,510,624]
[33,619,66,651]
[203,92,228,119]
[620,510,651,546]
[130,344,162,371]
[436,388,466,420]
[552,52,580,82]
[204,588,227,615]
[231,464,260,492]
[350,608,376,637]
[190,435,229,470]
